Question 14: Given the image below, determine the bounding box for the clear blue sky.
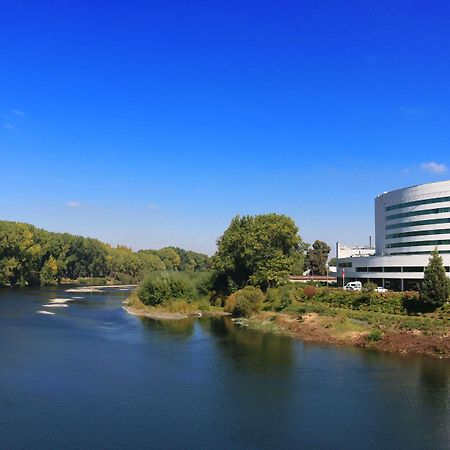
[1,1,450,254]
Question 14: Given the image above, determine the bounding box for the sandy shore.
[66,284,137,293]
[123,305,231,321]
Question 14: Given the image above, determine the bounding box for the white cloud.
[421,162,447,174]
[12,109,26,117]
[147,203,159,210]
[66,201,83,208]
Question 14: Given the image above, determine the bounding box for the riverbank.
[123,293,230,320]
[238,311,450,359]
[124,285,449,358]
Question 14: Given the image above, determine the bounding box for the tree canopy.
[0,221,210,287]
[305,240,331,276]
[212,214,303,292]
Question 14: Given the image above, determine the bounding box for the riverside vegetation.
[128,214,450,358]
[0,220,210,287]
[2,215,448,358]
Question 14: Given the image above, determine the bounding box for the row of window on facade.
[355,266,450,273]
[385,195,450,212]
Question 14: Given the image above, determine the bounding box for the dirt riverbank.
[241,312,450,359]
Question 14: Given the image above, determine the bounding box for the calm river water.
[0,287,449,449]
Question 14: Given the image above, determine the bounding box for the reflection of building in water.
[337,180,450,290]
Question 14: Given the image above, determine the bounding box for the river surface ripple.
[0,287,449,450]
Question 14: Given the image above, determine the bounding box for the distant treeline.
[0,221,210,287]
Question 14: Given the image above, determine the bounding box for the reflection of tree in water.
[419,358,450,433]
[198,317,298,442]
[140,317,196,339]
[419,358,449,390]
[199,317,295,371]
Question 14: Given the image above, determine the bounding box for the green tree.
[419,249,450,309]
[305,240,331,276]
[157,248,181,271]
[40,256,59,286]
[212,214,303,292]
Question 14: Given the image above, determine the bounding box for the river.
[0,287,449,449]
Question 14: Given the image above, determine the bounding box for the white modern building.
[336,243,375,259]
[336,180,450,291]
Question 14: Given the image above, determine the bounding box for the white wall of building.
[338,180,450,289]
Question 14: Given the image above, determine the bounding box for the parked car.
[343,281,362,291]
[374,286,388,293]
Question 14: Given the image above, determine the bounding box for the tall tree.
[212,214,303,292]
[305,240,331,276]
[419,249,450,309]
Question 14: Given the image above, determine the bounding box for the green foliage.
[367,329,383,342]
[137,271,211,306]
[305,240,331,275]
[231,286,265,317]
[363,282,377,292]
[264,284,302,311]
[419,249,450,309]
[40,256,59,286]
[0,220,211,287]
[212,214,303,292]
[328,257,337,266]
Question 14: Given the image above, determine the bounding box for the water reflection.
[139,317,196,338]
[200,317,295,371]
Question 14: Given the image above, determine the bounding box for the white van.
[344,281,362,291]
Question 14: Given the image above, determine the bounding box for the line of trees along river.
[0,221,210,287]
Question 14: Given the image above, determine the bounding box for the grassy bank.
[127,272,449,358]
[231,284,450,358]
[124,290,228,319]
[238,309,450,359]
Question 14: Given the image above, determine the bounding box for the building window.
[356,267,368,272]
[338,262,352,268]
[368,267,383,272]
[384,267,401,272]
[386,239,450,249]
[389,250,450,256]
[386,217,450,230]
[385,195,450,211]
[386,228,450,239]
[386,207,450,221]
[402,267,424,272]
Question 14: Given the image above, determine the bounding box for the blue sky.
[1,1,450,254]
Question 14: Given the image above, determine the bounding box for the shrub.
[264,287,281,311]
[362,282,377,292]
[402,291,421,313]
[304,285,317,298]
[230,286,265,317]
[138,272,194,306]
[367,329,383,342]
[264,284,302,311]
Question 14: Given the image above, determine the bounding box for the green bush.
[264,284,302,311]
[362,282,377,292]
[367,329,383,342]
[231,286,265,317]
[138,272,195,306]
